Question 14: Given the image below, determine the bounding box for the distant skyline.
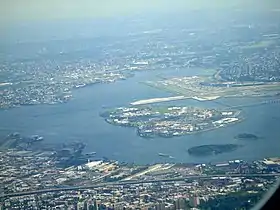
[1,0,280,27]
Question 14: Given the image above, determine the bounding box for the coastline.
[136,117,245,139]
[101,107,244,139]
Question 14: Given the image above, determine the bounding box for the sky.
[1,0,280,43]
[1,0,280,26]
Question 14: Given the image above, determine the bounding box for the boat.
[85,152,97,156]
[158,153,169,157]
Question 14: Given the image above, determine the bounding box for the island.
[187,144,242,156]
[235,133,259,140]
[101,106,242,138]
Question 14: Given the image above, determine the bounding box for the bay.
[1,68,280,164]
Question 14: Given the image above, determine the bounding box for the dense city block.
[1,147,279,209]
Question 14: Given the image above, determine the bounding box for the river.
[1,68,280,164]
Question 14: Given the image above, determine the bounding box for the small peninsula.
[187,144,241,156]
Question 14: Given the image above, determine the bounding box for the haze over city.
[1,1,280,209]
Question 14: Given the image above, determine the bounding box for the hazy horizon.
[1,0,280,44]
[1,0,280,26]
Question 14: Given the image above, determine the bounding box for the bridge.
[219,98,280,110]
[1,173,279,199]
[264,99,280,104]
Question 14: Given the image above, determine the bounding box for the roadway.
[1,173,279,199]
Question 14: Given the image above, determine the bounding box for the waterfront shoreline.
[101,106,244,139]
[137,117,245,139]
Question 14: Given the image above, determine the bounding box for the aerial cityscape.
[1,1,280,209]
[1,146,280,209]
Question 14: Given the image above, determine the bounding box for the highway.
[1,173,279,199]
